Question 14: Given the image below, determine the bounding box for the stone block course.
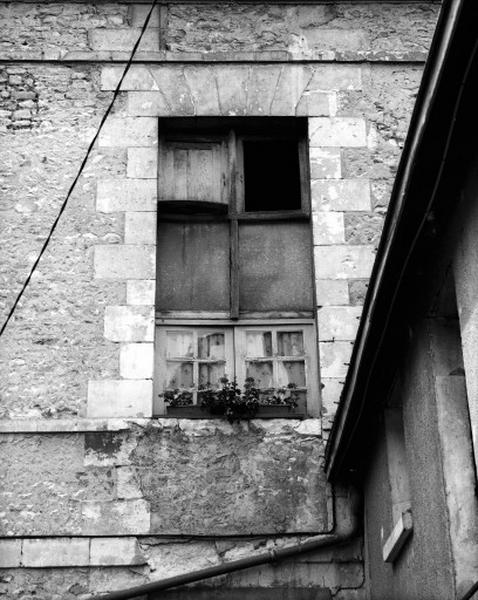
[127,280,156,305]
[127,147,158,178]
[120,343,154,379]
[0,539,21,567]
[22,538,90,567]
[309,148,342,180]
[94,245,155,280]
[319,341,354,378]
[124,212,156,245]
[314,245,376,279]
[312,212,345,245]
[316,279,350,307]
[97,179,157,213]
[104,306,154,342]
[312,179,371,212]
[90,537,146,566]
[318,306,363,341]
[99,116,157,148]
[87,379,153,418]
[81,499,151,535]
[309,117,367,147]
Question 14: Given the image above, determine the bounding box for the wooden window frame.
[154,322,318,418]
[154,118,318,418]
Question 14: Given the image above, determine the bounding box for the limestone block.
[128,91,171,116]
[0,539,21,567]
[116,466,144,499]
[269,64,312,116]
[307,65,362,91]
[127,147,158,178]
[89,29,160,52]
[316,279,350,306]
[120,343,154,379]
[296,91,330,117]
[312,179,371,211]
[215,66,248,116]
[94,245,155,280]
[81,499,150,535]
[309,117,367,147]
[124,212,157,244]
[309,148,342,180]
[312,212,345,245]
[127,280,156,305]
[184,66,221,115]
[314,245,375,279]
[104,306,154,342]
[318,306,363,341]
[22,538,90,567]
[320,341,353,378]
[131,5,161,27]
[246,65,283,115]
[99,117,157,147]
[101,66,158,91]
[90,537,146,566]
[87,379,152,418]
[321,378,345,413]
[97,179,157,212]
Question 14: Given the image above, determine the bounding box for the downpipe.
[88,486,362,600]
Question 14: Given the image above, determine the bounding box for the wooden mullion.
[228,129,240,320]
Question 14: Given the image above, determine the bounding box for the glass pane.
[239,222,313,312]
[198,333,225,360]
[277,331,304,356]
[199,362,225,387]
[166,331,194,358]
[166,362,194,388]
[243,141,301,211]
[276,361,306,387]
[246,361,273,388]
[246,331,272,357]
[156,222,230,312]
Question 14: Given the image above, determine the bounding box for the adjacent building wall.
[0,3,438,598]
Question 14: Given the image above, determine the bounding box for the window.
[154,118,318,417]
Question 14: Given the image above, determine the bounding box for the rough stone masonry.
[0,2,439,598]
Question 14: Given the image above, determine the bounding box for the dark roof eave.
[324,0,475,481]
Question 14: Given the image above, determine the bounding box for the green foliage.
[163,389,193,406]
[164,376,299,422]
[199,376,260,423]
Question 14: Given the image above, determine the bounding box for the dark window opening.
[243,141,302,212]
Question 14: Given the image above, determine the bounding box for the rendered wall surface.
[0,2,439,598]
[364,326,455,600]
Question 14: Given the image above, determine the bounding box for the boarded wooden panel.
[238,222,313,312]
[159,138,228,205]
[156,222,230,311]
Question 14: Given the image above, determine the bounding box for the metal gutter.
[324,0,471,480]
[86,488,361,600]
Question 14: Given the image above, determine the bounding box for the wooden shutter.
[158,136,229,206]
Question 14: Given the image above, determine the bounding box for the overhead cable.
[0,0,158,338]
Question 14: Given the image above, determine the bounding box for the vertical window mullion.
[228,129,240,320]
[271,328,279,388]
[192,329,198,405]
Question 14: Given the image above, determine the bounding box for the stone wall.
[0,2,439,598]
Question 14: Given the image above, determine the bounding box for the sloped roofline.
[325,0,478,480]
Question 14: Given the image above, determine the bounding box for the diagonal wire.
[0,0,158,338]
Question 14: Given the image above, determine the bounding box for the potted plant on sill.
[163,376,300,422]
